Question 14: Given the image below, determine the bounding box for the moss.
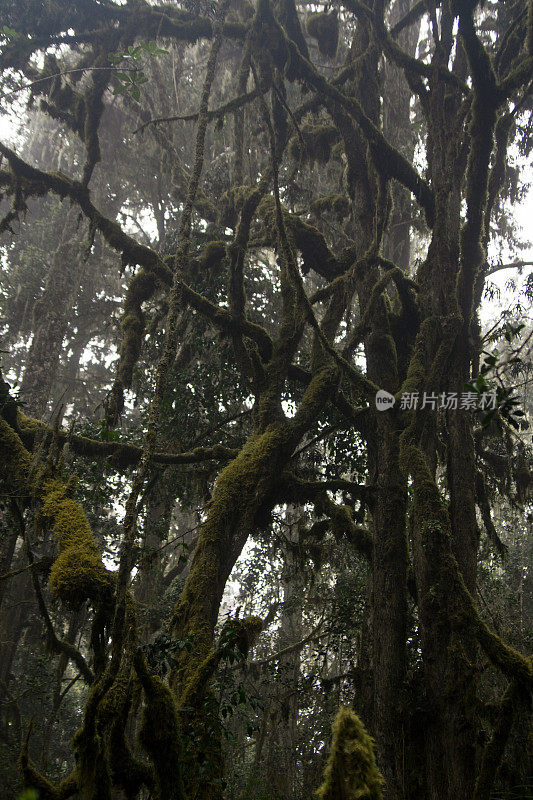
[40,480,113,605]
[288,122,339,164]
[220,614,263,658]
[396,317,434,399]
[319,498,373,560]
[310,194,350,218]
[217,184,254,229]
[317,706,384,800]
[399,430,532,688]
[257,195,339,279]
[19,756,78,800]
[199,240,227,272]
[239,615,263,653]
[197,422,290,542]
[170,423,293,693]
[107,268,158,424]
[473,681,527,800]
[306,11,339,58]
[135,652,186,800]
[0,415,31,492]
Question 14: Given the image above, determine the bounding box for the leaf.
[3,25,20,39]
[130,86,141,101]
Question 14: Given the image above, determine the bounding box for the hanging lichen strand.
[317,707,384,800]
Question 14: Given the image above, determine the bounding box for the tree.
[0,1,532,799]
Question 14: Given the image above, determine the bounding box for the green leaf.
[3,25,20,39]
[130,86,141,101]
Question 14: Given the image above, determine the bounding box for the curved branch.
[283,39,435,225]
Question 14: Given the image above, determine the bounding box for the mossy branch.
[475,471,508,559]
[257,195,342,281]
[13,408,239,467]
[133,86,261,134]
[133,650,186,800]
[456,7,500,322]
[281,37,435,225]
[343,0,468,95]
[0,143,274,357]
[21,514,95,685]
[19,721,78,800]
[400,431,532,689]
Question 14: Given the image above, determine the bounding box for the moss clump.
[257,195,339,279]
[306,11,339,58]
[317,707,384,800]
[310,194,350,218]
[217,185,254,229]
[199,240,227,272]
[288,122,340,164]
[41,480,113,605]
[0,415,31,492]
[107,268,158,424]
[219,615,263,658]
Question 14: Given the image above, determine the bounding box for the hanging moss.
[220,614,263,658]
[217,184,254,229]
[107,268,158,424]
[40,479,114,605]
[317,706,384,800]
[288,122,340,164]
[72,714,113,800]
[306,11,339,58]
[257,195,340,279]
[199,240,227,272]
[310,194,350,218]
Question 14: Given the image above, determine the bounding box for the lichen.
[316,706,384,800]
